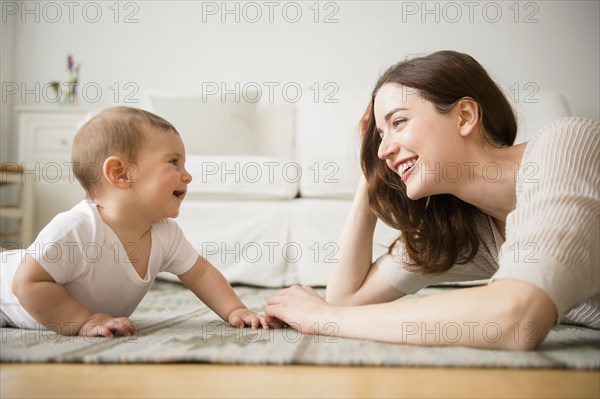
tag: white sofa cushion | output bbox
[253,102,296,158]
[145,93,299,199]
[185,154,299,199]
[146,93,259,155]
[298,156,361,199]
[295,99,368,198]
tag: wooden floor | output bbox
[1,364,598,398]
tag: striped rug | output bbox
[1,281,598,369]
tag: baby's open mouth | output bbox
[173,190,186,200]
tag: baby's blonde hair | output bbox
[72,106,178,198]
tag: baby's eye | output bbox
[169,158,179,166]
[393,118,407,128]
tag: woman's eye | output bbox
[393,118,406,128]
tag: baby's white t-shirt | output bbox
[0,200,199,329]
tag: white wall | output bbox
[2,0,599,159]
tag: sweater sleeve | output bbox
[491,117,600,322]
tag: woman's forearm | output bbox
[319,281,555,350]
[326,177,378,303]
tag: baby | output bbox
[1,106,273,337]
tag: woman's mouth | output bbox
[395,157,418,182]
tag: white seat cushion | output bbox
[170,200,292,287]
[289,198,400,286]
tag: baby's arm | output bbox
[12,255,136,337]
[178,256,268,329]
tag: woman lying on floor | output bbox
[265,50,599,350]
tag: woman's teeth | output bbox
[398,159,417,175]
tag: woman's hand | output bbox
[78,313,136,337]
[359,102,372,140]
[265,285,334,335]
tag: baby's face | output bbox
[127,128,192,220]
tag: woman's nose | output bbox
[377,133,399,160]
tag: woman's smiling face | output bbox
[374,83,464,200]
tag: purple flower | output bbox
[67,54,74,72]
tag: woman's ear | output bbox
[457,98,480,137]
[102,156,130,189]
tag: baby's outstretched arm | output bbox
[12,255,135,337]
[178,256,272,329]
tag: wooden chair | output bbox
[0,163,34,248]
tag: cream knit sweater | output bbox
[378,117,599,328]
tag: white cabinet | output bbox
[16,107,92,236]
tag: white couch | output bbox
[146,89,573,287]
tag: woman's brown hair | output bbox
[361,50,517,274]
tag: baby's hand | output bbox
[228,308,271,330]
[78,313,136,337]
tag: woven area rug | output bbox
[1,281,599,369]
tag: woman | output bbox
[265,50,599,350]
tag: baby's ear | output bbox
[102,156,130,188]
